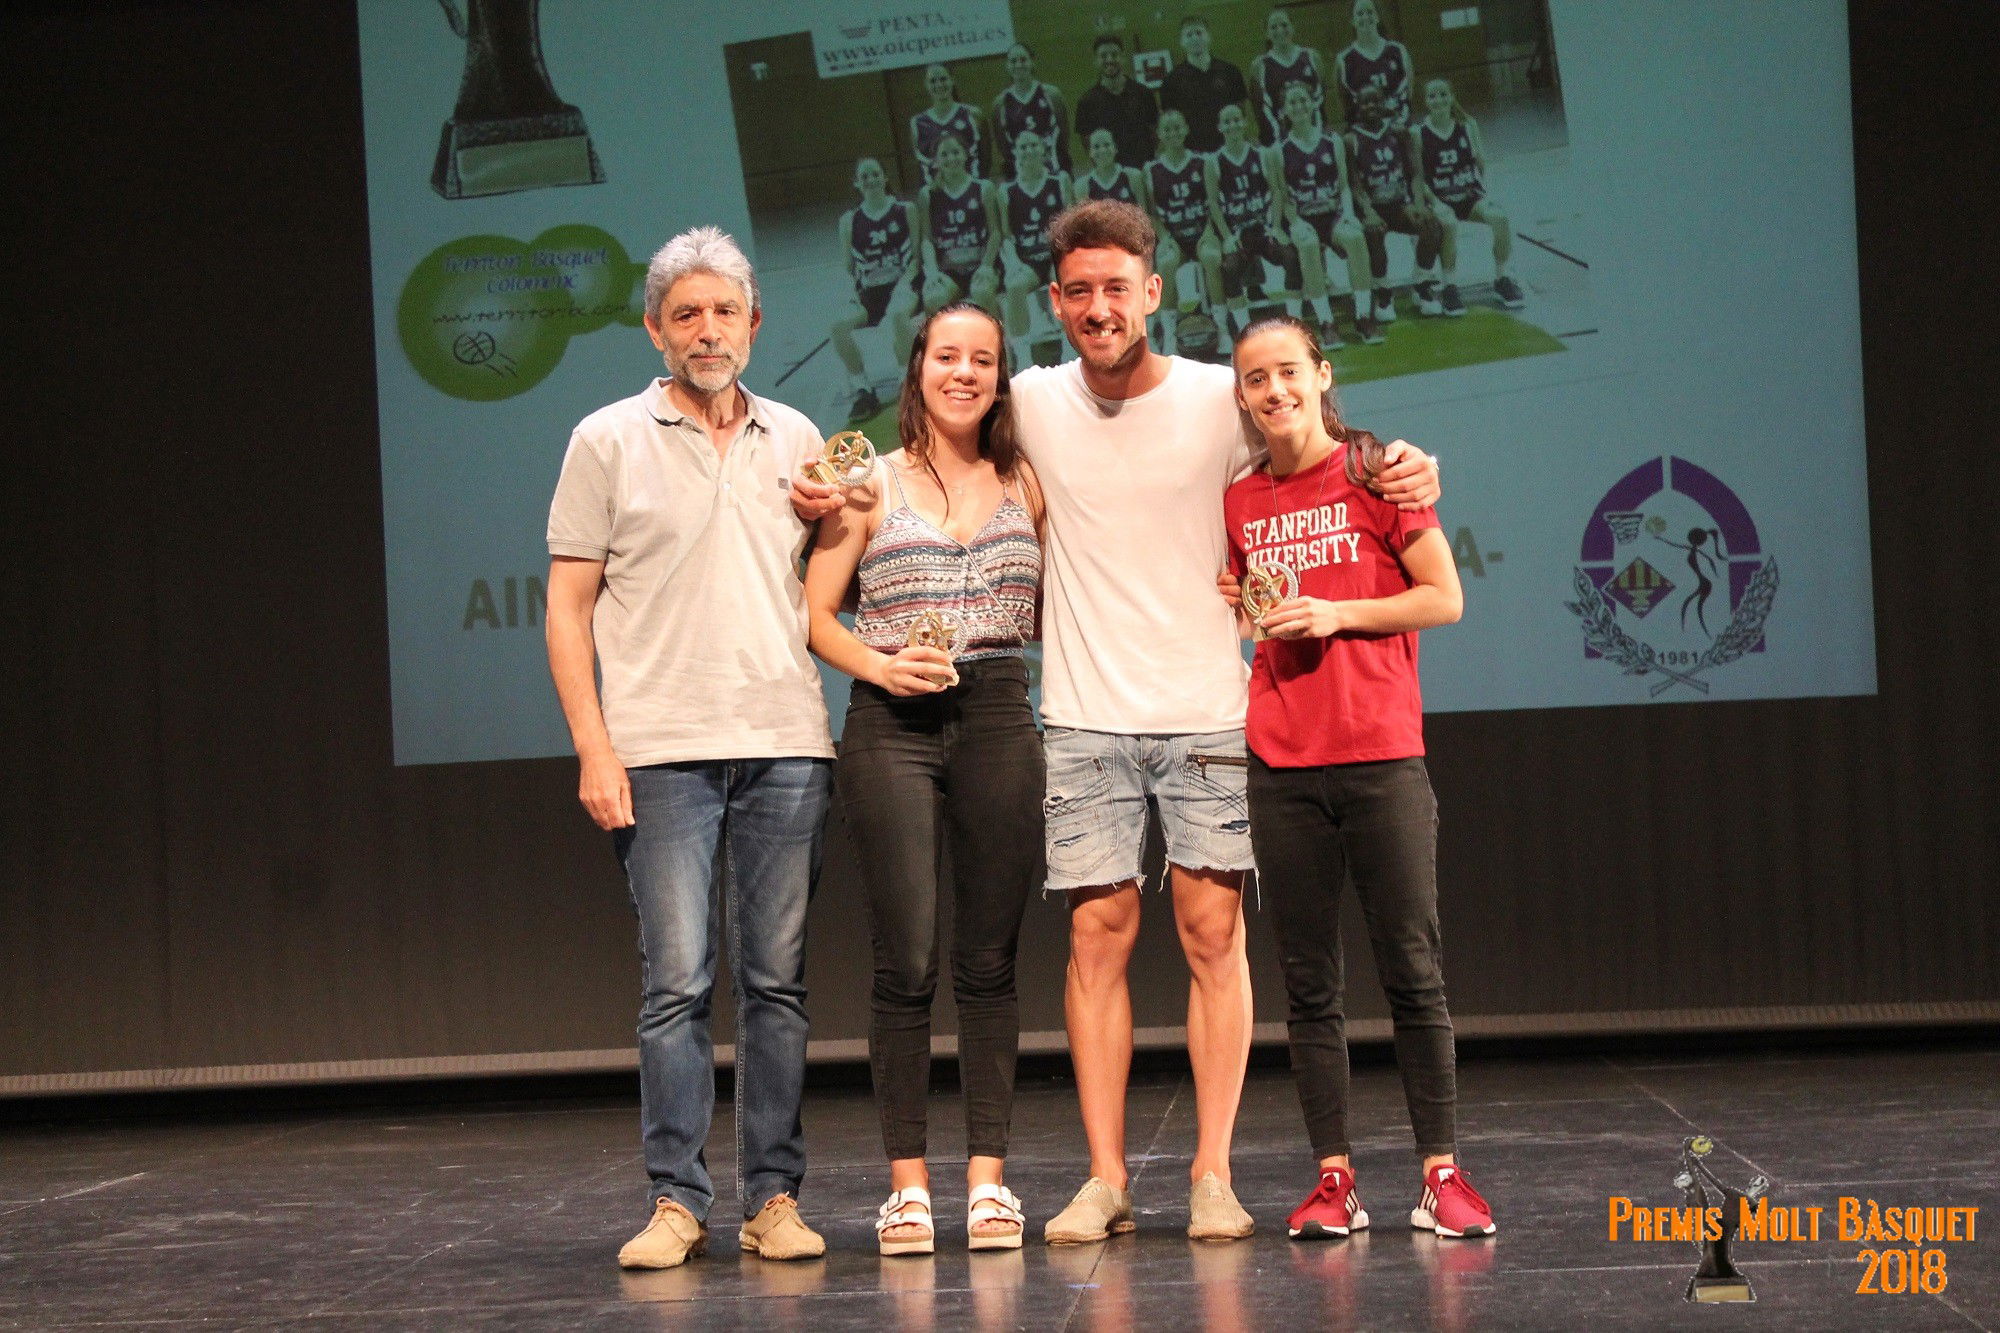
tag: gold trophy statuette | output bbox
[905,609,965,658]
[803,430,878,489]
[904,609,964,687]
[1241,561,1301,640]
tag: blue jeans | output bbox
[615,758,832,1220]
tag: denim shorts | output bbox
[1041,727,1256,892]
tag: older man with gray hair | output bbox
[545,226,834,1269]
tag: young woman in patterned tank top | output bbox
[803,303,1047,1256]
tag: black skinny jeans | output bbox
[1248,754,1457,1159]
[836,656,1044,1161]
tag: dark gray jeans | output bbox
[836,656,1043,1161]
[1247,754,1457,1159]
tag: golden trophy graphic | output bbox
[1240,561,1300,641]
[432,0,606,199]
[802,430,879,489]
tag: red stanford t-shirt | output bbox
[1225,447,1442,767]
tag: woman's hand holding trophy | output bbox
[1239,562,1301,641]
[876,609,964,695]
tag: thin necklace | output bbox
[917,452,982,495]
[1266,437,1336,533]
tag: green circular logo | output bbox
[397,225,643,401]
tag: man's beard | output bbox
[668,348,742,394]
[1073,324,1145,372]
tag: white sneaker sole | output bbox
[1410,1206,1496,1237]
[1289,1207,1369,1239]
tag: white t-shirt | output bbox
[547,378,834,766]
[1013,357,1257,734]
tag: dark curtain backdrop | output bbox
[3,0,1995,1093]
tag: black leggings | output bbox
[1248,754,1457,1159]
[836,656,1044,1160]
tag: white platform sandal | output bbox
[875,1186,935,1256]
[967,1183,1026,1251]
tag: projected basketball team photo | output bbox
[726,0,1586,441]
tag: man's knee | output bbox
[639,966,713,1025]
[1175,881,1246,971]
[1068,894,1141,977]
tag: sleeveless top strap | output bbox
[882,457,911,511]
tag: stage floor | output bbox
[3,1042,1997,1329]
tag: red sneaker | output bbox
[1287,1167,1370,1240]
[1411,1163,1496,1238]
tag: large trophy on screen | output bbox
[1240,561,1300,642]
[432,0,606,200]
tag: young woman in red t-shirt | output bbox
[1222,315,1495,1241]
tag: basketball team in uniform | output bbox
[828,1,1528,422]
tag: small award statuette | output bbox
[906,609,965,686]
[1240,561,1300,641]
[803,430,879,489]
[432,0,607,200]
[906,609,965,657]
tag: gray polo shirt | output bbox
[547,377,833,766]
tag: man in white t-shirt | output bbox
[794,201,1438,1242]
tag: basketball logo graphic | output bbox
[1567,457,1778,698]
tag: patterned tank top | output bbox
[853,461,1040,662]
